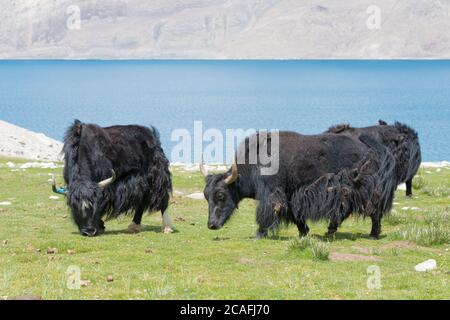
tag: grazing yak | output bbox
[327,120,421,197]
[52,120,173,237]
[201,131,397,239]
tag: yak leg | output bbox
[326,219,339,236]
[128,206,145,233]
[160,195,174,234]
[255,201,273,239]
[326,210,351,236]
[296,218,309,237]
[370,212,382,240]
[405,179,413,197]
[256,227,268,239]
[255,189,287,239]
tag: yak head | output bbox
[200,162,240,230]
[52,170,116,237]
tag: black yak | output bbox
[291,141,396,238]
[201,131,397,239]
[52,120,173,237]
[327,120,421,197]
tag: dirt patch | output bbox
[238,257,256,265]
[351,246,372,254]
[330,252,382,262]
[382,241,416,250]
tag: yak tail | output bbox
[147,129,173,211]
[393,122,422,183]
[62,120,83,184]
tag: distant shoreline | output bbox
[1,120,448,166]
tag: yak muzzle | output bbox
[80,227,98,237]
[208,223,222,230]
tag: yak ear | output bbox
[73,119,83,135]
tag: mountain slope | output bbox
[1,0,450,59]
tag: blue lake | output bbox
[0,60,449,161]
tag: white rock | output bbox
[421,161,450,168]
[0,201,12,206]
[20,162,60,169]
[414,259,437,272]
[185,192,205,200]
[397,183,406,190]
[401,207,410,210]
[6,162,15,168]
[49,196,59,200]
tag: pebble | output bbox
[80,280,90,287]
[46,247,58,254]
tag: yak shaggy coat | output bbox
[63,120,172,236]
[327,121,421,196]
[203,130,397,239]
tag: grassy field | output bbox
[0,157,449,300]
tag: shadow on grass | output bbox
[71,225,179,236]
[107,225,180,235]
[244,235,292,241]
[315,232,387,242]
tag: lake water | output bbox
[0,60,449,161]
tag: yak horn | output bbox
[224,162,238,185]
[98,169,116,188]
[199,163,209,177]
[51,174,67,195]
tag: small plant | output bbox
[288,236,330,261]
[384,210,408,226]
[288,237,310,251]
[390,248,400,256]
[423,186,449,197]
[393,222,449,246]
[310,240,330,261]
[412,175,426,190]
[371,248,382,256]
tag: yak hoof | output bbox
[162,226,174,234]
[325,229,337,237]
[127,222,142,234]
[369,235,380,240]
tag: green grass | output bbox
[289,236,330,261]
[0,157,449,299]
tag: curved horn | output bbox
[224,162,238,185]
[199,163,209,177]
[50,174,67,195]
[98,169,116,188]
